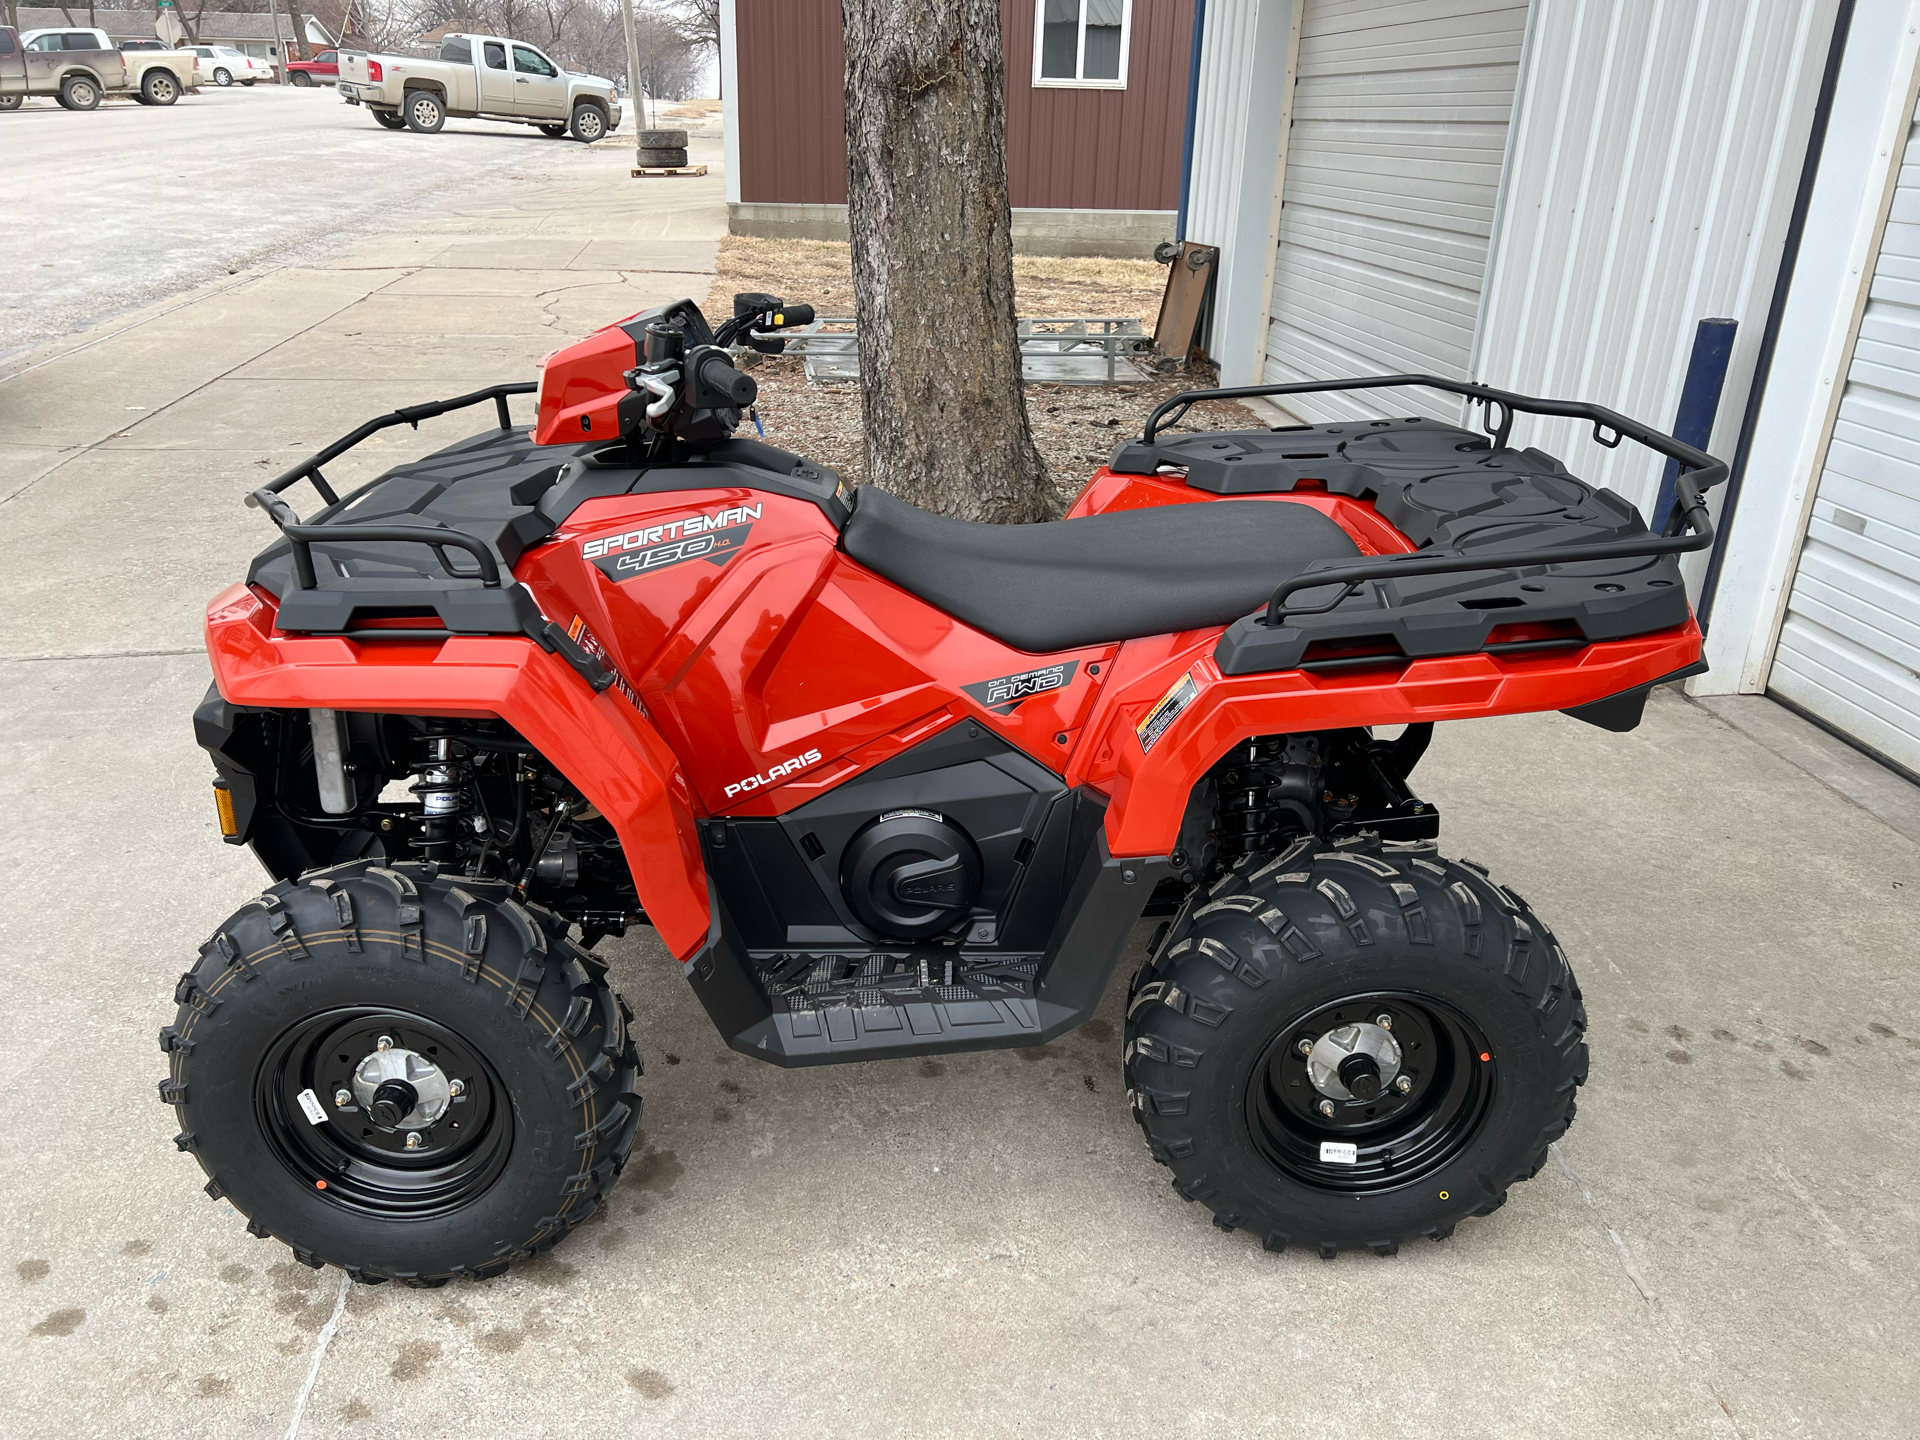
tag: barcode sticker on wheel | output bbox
[296,1088,328,1126]
[1319,1141,1357,1164]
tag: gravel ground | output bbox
[711,235,1261,510]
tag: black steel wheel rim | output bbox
[256,1007,512,1219]
[1244,990,1495,1193]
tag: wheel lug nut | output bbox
[333,1088,353,1108]
[405,1132,424,1149]
[1395,1075,1413,1094]
[1317,1099,1335,1118]
[376,1035,393,1052]
[448,1078,466,1098]
[1296,1037,1314,1057]
[1376,1014,1393,1030]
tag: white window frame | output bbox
[1031,0,1132,90]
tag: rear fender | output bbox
[204,584,710,959]
[1077,619,1705,857]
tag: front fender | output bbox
[204,584,711,959]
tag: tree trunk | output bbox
[286,1,311,60]
[842,0,1050,523]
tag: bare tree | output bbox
[841,0,1049,522]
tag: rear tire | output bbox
[1124,833,1587,1257]
[0,93,21,112]
[141,69,180,106]
[59,75,102,110]
[403,88,444,133]
[160,861,642,1283]
[569,102,606,143]
[214,67,233,87]
[241,79,256,87]
[371,108,405,130]
[633,145,688,169]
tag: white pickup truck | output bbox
[338,33,619,142]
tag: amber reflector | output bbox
[213,780,239,839]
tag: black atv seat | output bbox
[841,486,1361,653]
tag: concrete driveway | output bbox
[2,96,1916,1440]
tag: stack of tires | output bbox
[635,128,688,169]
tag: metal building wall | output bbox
[1183,0,1261,250]
[732,0,1190,211]
[1261,0,1530,422]
[1473,0,1838,528]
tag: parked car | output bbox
[188,43,270,87]
[284,47,340,86]
[1,25,194,109]
[338,32,618,142]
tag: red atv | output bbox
[164,295,1721,1282]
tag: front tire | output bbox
[214,67,233,87]
[403,88,444,133]
[1124,834,1587,1257]
[569,102,606,143]
[291,71,313,86]
[160,861,642,1283]
[141,70,180,106]
[538,122,568,138]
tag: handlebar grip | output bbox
[772,303,815,328]
[696,353,758,407]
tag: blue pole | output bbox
[1651,318,1737,535]
[1175,0,1207,243]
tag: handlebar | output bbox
[695,351,758,407]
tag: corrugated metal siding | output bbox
[1006,0,1194,211]
[1183,0,1260,249]
[735,0,848,205]
[1771,95,1920,776]
[1473,0,1834,525]
[733,0,1188,210]
[1261,0,1529,422]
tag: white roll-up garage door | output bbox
[1262,0,1529,423]
[1770,99,1920,780]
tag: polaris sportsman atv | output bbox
[164,295,1722,1281]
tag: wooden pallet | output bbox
[631,164,709,178]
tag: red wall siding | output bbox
[735,0,1190,211]
[735,0,849,205]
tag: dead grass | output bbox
[744,354,1259,513]
[707,235,1168,328]
[660,98,722,118]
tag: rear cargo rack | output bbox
[1139,374,1723,626]
[240,382,614,693]
[1124,375,1723,680]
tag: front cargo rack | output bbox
[240,381,614,693]
[1117,375,1725,681]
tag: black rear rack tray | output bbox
[1117,374,1724,676]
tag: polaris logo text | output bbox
[724,748,822,799]
[582,504,763,559]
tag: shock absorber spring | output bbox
[409,736,472,864]
[1211,734,1325,863]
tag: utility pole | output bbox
[620,0,646,142]
[265,0,287,81]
